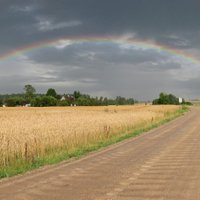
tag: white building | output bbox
[178,97,183,104]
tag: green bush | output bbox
[57,100,70,106]
[4,97,26,107]
[31,96,57,107]
[182,102,192,106]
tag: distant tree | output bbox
[168,94,179,105]
[75,96,89,106]
[24,84,36,100]
[0,99,3,106]
[103,97,108,106]
[153,92,179,105]
[4,98,16,107]
[31,96,57,107]
[73,90,81,99]
[99,96,104,103]
[46,88,57,98]
[56,94,61,100]
[127,98,135,105]
[41,96,57,106]
[4,96,26,107]
[31,97,41,107]
[152,98,159,105]
[116,96,126,105]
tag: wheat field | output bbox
[0,105,179,168]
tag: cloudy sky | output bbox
[1,0,200,100]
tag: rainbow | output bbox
[0,36,199,66]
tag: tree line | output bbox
[152,92,192,105]
[0,85,192,107]
[0,85,136,107]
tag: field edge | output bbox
[0,106,189,179]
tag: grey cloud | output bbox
[155,35,192,49]
[1,0,200,49]
[137,62,182,72]
[27,42,172,66]
[10,4,36,13]
[35,16,82,32]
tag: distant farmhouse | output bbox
[61,94,75,102]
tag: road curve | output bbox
[1,108,200,200]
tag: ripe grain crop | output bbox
[0,105,180,175]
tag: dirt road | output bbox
[0,108,200,200]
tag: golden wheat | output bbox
[0,105,179,167]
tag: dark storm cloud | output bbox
[0,0,200,99]
[1,0,200,48]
